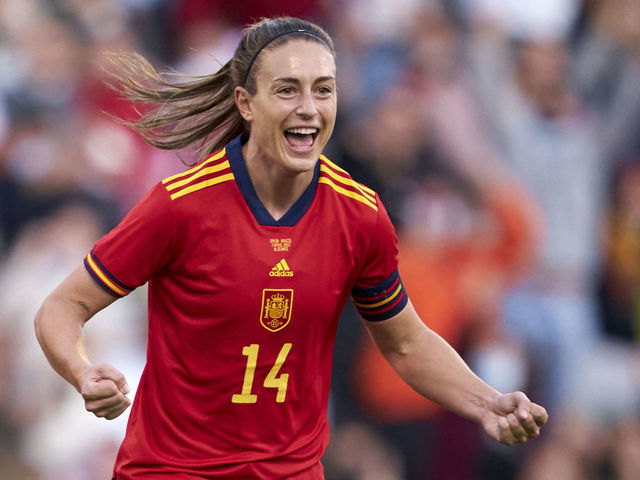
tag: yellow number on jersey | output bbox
[264,342,292,403]
[231,344,259,404]
[232,343,292,404]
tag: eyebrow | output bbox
[272,76,336,85]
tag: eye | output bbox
[316,86,333,97]
[276,86,296,96]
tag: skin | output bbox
[366,302,547,445]
[34,266,128,419]
[34,38,547,445]
[234,39,337,220]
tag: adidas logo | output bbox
[270,259,294,277]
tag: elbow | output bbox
[34,294,62,346]
[382,338,413,360]
[368,315,431,362]
[34,298,49,346]
[377,331,420,365]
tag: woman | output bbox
[34,16,547,480]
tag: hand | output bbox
[481,391,548,445]
[77,363,131,420]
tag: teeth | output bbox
[287,128,317,135]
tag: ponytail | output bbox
[103,52,245,162]
[103,17,334,162]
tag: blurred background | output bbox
[1,0,640,479]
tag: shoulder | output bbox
[160,148,235,203]
[317,154,381,220]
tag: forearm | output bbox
[34,294,92,391]
[364,303,500,424]
[383,324,499,422]
[35,266,130,419]
[34,266,116,391]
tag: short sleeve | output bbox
[84,183,176,297]
[352,197,408,321]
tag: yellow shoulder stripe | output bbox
[162,149,227,184]
[165,160,231,192]
[319,177,378,211]
[170,172,235,200]
[319,154,347,173]
[320,155,375,196]
[319,164,376,204]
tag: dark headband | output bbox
[242,29,331,87]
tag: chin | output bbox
[281,146,321,171]
[286,154,319,173]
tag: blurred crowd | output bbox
[1,0,640,479]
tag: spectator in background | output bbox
[573,0,640,162]
[327,83,434,225]
[470,28,608,417]
[456,0,580,41]
[0,0,182,250]
[598,160,640,342]
[466,5,640,478]
[326,0,428,111]
[517,159,640,480]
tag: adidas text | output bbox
[269,270,294,277]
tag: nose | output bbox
[296,90,318,118]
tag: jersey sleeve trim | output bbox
[352,269,408,321]
[84,249,134,297]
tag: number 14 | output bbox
[232,343,292,404]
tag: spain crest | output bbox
[260,289,294,332]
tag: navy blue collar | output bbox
[226,135,319,227]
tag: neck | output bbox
[242,143,315,221]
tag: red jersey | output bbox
[84,135,407,479]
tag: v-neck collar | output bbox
[226,135,319,227]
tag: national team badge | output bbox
[260,289,293,332]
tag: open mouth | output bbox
[284,127,319,152]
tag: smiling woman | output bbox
[234,39,337,218]
[34,15,547,480]
[103,17,335,164]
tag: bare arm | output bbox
[363,301,547,445]
[35,265,131,419]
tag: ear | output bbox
[234,86,254,122]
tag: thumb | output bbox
[95,363,130,395]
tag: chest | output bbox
[157,199,364,338]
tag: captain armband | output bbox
[352,269,408,321]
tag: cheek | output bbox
[322,100,337,123]
[321,107,337,133]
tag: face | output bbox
[517,42,568,118]
[235,39,337,175]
